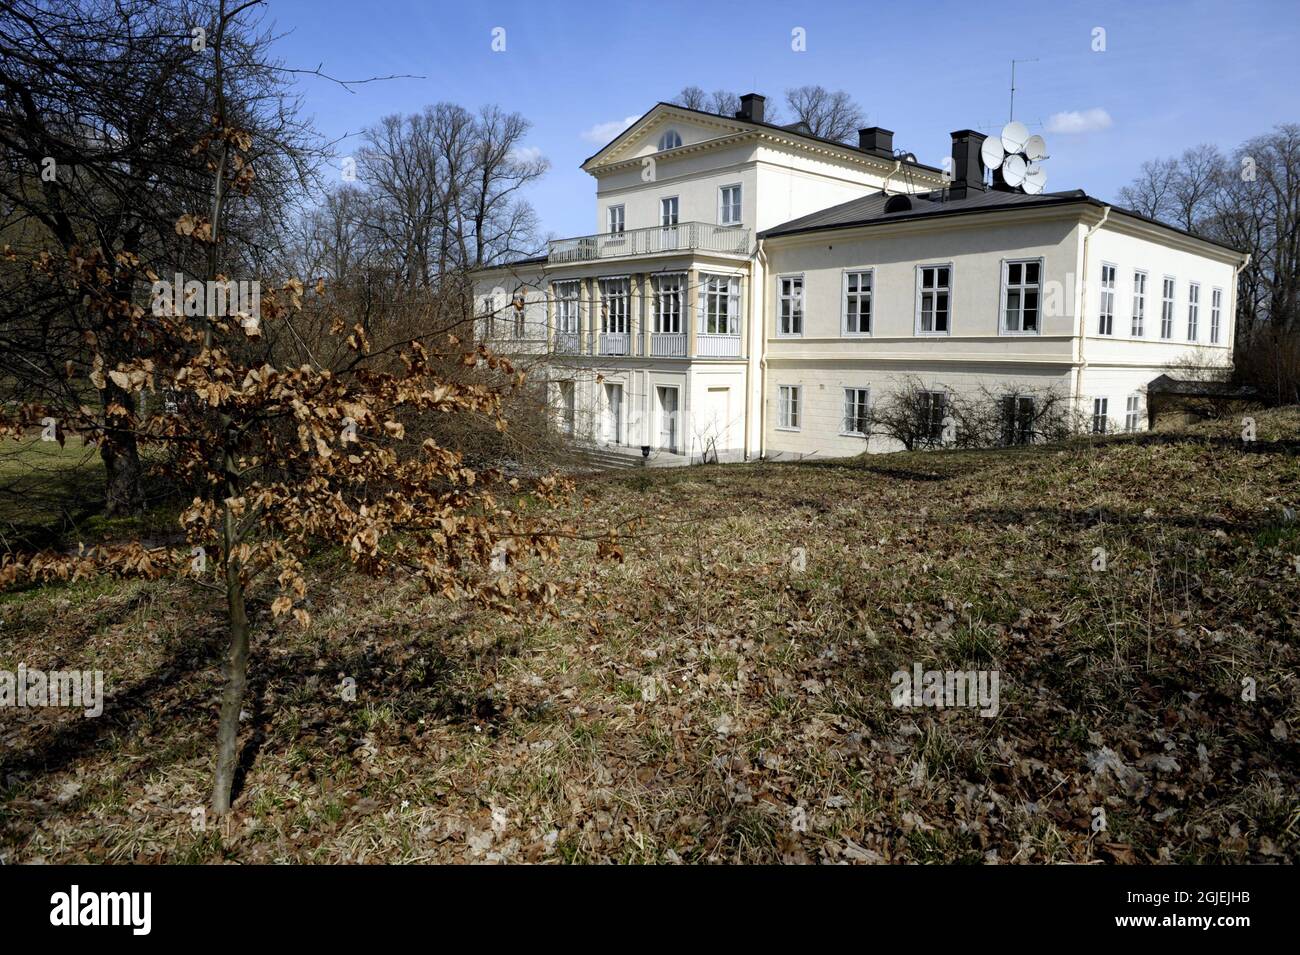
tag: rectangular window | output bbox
[843,270,873,335]
[1187,282,1200,340]
[843,387,870,435]
[700,273,740,334]
[511,292,527,337]
[1125,394,1141,432]
[1211,287,1223,344]
[1092,397,1109,435]
[480,295,495,339]
[719,184,742,226]
[778,276,804,336]
[1002,259,1041,333]
[1098,264,1116,335]
[607,205,625,234]
[778,385,801,429]
[1131,270,1147,337]
[652,274,683,334]
[555,281,581,334]
[660,196,679,227]
[917,265,951,334]
[920,391,948,445]
[1161,277,1175,339]
[599,278,629,333]
[1001,395,1036,446]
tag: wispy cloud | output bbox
[1046,108,1113,134]
[581,115,639,145]
[510,145,544,164]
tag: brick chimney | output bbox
[735,93,765,124]
[948,129,988,200]
[857,127,894,159]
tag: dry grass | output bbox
[2,410,1298,863]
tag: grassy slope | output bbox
[1,411,1297,863]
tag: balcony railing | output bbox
[599,331,630,356]
[548,222,750,264]
[554,331,581,354]
[695,333,741,358]
[650,333,687,358]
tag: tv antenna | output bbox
[1009,58,1038,122]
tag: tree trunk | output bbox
[212,497,250,814]
[100,432,143,516]
[99,381,144,516]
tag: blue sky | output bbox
[266,0,1297,240]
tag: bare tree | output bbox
[1118,157,1180,221]
[783,85,866,143]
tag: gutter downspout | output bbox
[881,159,902,196]
[1074,204,1110,409]
[756,237,770,460]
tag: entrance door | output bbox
[657,385,678,453]
[703,386,730,460]
[558,380,576,436]
[604,383,623,444]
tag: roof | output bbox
[759,186,1245,254]
[581,101,944,178]
[760,187,1086,238]
[1147,374,1256,398]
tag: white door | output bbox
[657,386,678,453]
[660,196,679,250]
[703,387,730,459]
[559,381,575,436]
[604,383,623,444]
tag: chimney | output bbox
[948,129,988,200]
[735,93,765,124]
[858,127,894,159]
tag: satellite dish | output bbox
[1022,163,1048,195]
[1002,153,1027,187]
[980,136,1005,171]
[1024,134,1047,161]
[1001,121,1030,154]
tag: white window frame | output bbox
[658,129,682,151]
[1124,394,1142,433]
[607,204,625,235]
[777,274,804,338]
[915,263,953,336]
[841,269,873,336]
[651,273,684,334]
[1210,287,1223,344]
[1160,276,1176,339]
[1131,270,1147,338]
[1092,397,1109,435]
[554,280,581,334]
[511,291,527,338]
[699,273,740,335]
[1187,282,1200,341]
[842,387,871,436]
[1000,257,1043,335]
[1098,262,1116,336]
[777,385,801,431]
[660,196,679,228]
[718,184,742,226]
[920,391,948,446]
[599,277,630,334]
[1001,394,1037,446]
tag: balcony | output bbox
[548,222,750,264]
[554,331,581,354]
[599,331,630,356]
[696,333,741,358]
[650,333,687,358]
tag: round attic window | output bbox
[657,129,682,151]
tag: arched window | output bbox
[657,129,682,151]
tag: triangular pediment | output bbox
[581,104,753,171]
